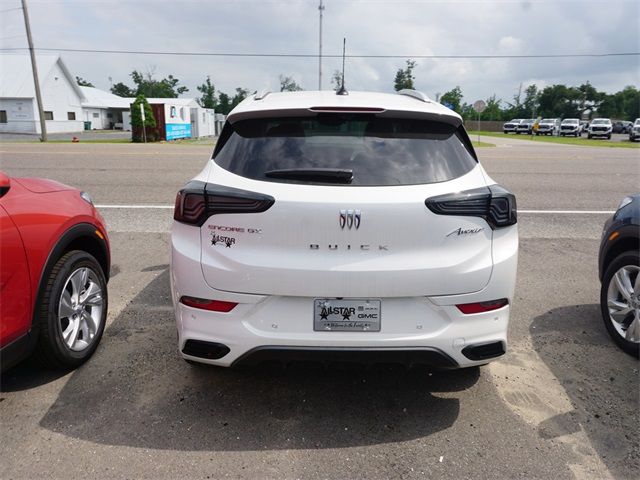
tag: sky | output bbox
[1,0,638,106]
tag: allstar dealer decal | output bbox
[210,233,236,248]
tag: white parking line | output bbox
[96,205,174,209]
[95,205,615,214]
[518,210,614,214]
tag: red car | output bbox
[0,171,110,371]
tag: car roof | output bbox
[227,90,463,127]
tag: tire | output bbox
[588,133,592,139]
[600,251,640,357]
[607,134,611,140]
[33,250,108,369]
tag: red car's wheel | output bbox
[34,250,108,369]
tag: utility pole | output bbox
[21,0,47,142]
[318,0,324,90]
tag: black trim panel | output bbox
[182,340,230,360]
[461,341,506,361]
[232,346,459,368]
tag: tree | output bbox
[482,95,503,121]
[331,69,343,92]
[217,92,232,115]
[504,83,525,118]
[523,84,540,117]
[393,60,416,91]
[231,88,249,110]
[440,86,463,113]
[111,82,135,97]
[130,70,188,98]
[197,76,217,109]
[279,75,303,92]
[110,69,188,99]
[598,86,639,120]
[577,81,603,118]
[130,95,156,143]
[538,84,581,118]
[76,76,94,87]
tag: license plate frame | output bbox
[313,298,381,332]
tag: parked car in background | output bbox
[0,171,110,371]
[612,121,633,134]
[503,119,523,134]
[629,118,640,142]
[516,119,534,134]
[588,118,612,139]
[560,118,583,137]
[171,89,518,369]
[599,194,639,357]
[536,118,560,136]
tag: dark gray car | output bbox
[598,194,640,357]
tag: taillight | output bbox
[180,296,238,312]
[425,185,517,229]
[173,180,275,226]
[456,298,509,314]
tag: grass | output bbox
[468,130,640,148]
[471,140,496,148]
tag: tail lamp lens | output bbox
[173,181,275,226]
[456,298,509,314]
[425,185,517,229]
[174,191,206,225]
[180,296,238,312]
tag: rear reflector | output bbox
[456,298,509,314]
[180,296,238,312]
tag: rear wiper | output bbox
[264,168,353,184]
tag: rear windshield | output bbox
[213,114,477,186]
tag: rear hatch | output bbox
[181,112,513,298]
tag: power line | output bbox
[0,46,637,59]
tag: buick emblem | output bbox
[339,209,361,230]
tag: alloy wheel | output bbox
[58,267,104,352]
[607,265,640,343]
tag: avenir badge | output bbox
[446,227,485,237]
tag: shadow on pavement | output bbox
[11,269,480,451]
[530,304,639,478]
[0,359,70,392]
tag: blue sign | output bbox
[166,123,192,140]
[443,102,454,110]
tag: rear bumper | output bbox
[172,294,511,368]
[170,218,518,369]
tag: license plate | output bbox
[313,299,381,332]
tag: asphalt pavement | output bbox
[0,137,638,479]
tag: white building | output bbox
[0,54,222,137]
[0,54,84,133]
[79,86,133,130]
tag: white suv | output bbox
[170,90,518,369]
[560,118,582,137]
[588,118,613,139]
